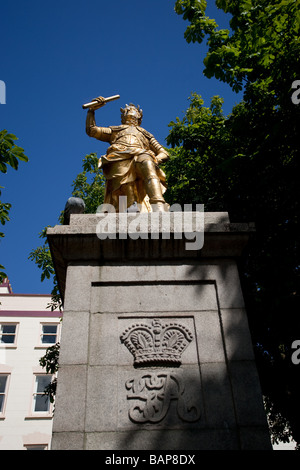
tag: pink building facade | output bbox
[0,279,62,450]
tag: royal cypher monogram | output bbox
[125,373,200,424]
[120,318,201,424]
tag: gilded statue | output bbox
[85,95,169,212]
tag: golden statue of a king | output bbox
[85,96,169,212]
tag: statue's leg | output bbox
[136,159,167,211]
[121,182,138,212]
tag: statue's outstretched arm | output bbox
[85,108,112,142]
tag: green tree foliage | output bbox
[165,0,300,446]
[29,153,105,311]
[165,93,229,210]
[70,152,105,214]
[28,226,61,310]
[165,94,300,441]
[0,130,28,280]
[39,342,60,404]
[175,0,300,93]
[31,153,105,398]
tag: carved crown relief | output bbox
[120,318,193,367]
[120,317,201,425]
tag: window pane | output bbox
[0,376,7,393]
[41,325,57,343]
[0,324,16,344]
[41,335,56,344]
[43,325,57,334]
[34,394,50,412]
[36,376,52,393]
[0,375,7,413]
[0,394,4,413]
[2,325,16,334]
[1,334,15,344]
[26,445,47,450]
[33,376,52,412]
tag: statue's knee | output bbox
[138,159,157,179]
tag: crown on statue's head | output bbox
[120,319,193,367]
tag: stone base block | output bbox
[47,212,271,450]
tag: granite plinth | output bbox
[47,212,271,450]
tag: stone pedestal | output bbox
[47,212,272,450]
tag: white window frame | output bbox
[0,373,10,418]
[38,322,59,347]
[30,374,54,418]
[0,323,19,347]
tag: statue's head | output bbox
[120,103,143,126]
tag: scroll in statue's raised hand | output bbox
[82,94,120,110]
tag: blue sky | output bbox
[1,1,240,294]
